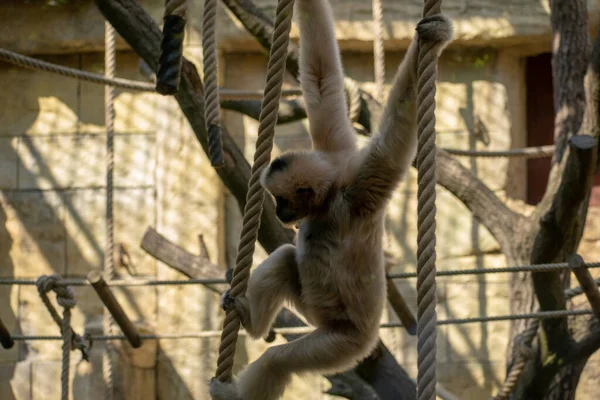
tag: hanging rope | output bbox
[492,320,538,400]
[103,21,117,400]
[157,0,187,94]
[36,275,81,400]
[213,0,295,383]
[202,0,225,167]
[371,0,385,103]
[415,1,444,399]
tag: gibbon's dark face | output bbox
[273,187,315,224]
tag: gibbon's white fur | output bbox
[210,1,453,399]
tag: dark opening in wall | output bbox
[525,53,600,206]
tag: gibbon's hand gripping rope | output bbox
[213,0,296,383]
[416,0,445,399]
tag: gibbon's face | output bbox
[260,153,325,225]
[272,187,315,224]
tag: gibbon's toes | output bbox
[220,289,235,311]
[209,378,240,400]
[416,13,453,44]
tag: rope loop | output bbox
[36,274,85,400]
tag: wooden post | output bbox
[0,316,14,349]
[87,271,142,348]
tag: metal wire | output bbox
[9,308,593,342]
[2,261,599,287]
[0,47,303,100]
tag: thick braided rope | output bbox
[36,275,77,400]
[157,0,187,94]
[202,0,225,167]
[214,0,295,382]
[371,0,385,103]
[103,22,116,400]
[416,1,443,399]
[0,48,155,91]
[493,320,539,399]
[344,78,362,123]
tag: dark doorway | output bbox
[525,53,600,206]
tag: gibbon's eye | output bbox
[296,187,314,195]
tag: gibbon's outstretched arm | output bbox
[296,0,356,153]
[345,15,453,215]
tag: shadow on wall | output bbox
[0,51,207,399]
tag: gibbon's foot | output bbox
[220,289,235,311]
[416,13,453,44]
[209,377,240,400]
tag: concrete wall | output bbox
[0,0,600,399]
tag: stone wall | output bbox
[0,50,224,399]
[1,1,600,399]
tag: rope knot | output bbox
[36,275,76,309]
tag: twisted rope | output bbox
[103,22,116,400]
[157,0,187,94]
[2,261,600,287]
[203,0,225,167]
[345,78,362,123]
[36,275,80,400]
[0,48,155,91]
[416,1,444,399]
[371,0,385,103]
[214,0,295,383]
[493,320,539,400]
[10,308,595,343]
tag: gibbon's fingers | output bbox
[241,244,301,339]
[296,0,356,153]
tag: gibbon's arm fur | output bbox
[209,2,453,399]
[297,0,356,153]
[345,15,453,216]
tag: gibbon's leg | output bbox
[222,244,300,339]
[235,328,373,400]
[345,14,453,215]
[296,0,356,153]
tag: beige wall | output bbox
[1,1,600,400]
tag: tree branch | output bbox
[549,0,590,162]
[220,99,307,124]
[435,150,525,257]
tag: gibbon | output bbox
[210,1,453,399]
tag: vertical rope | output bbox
[214,0,295,382]
[36,275,77,400]
[492,320,539,399]
[371,0,385,103]
[416,1,443,399]
[61,307,72,400]
[157,0,187,94]
[202,0,226,167]
[103,21,116,400]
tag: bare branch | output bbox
[436,150,525,257]
[549,0,590,161]
[221,99,307,124]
